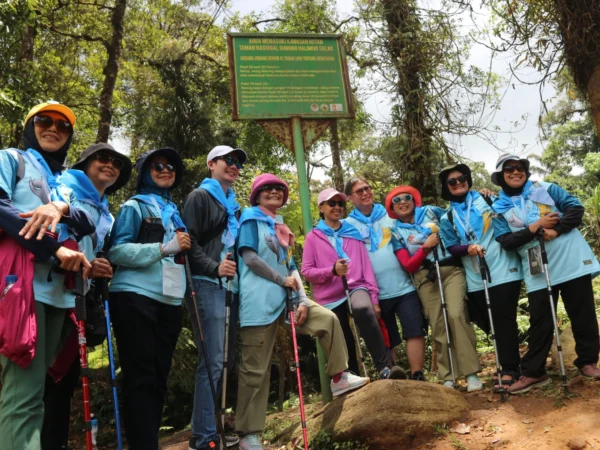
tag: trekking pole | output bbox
[537,228,569,394]
[478,254,506,402]
[286,270,310,450]
[183,256,228,449]
[220,253,234,430]
[74,270,93,450]
[432,246,457,387]
[341,269,368,378]
[97,252,123,450]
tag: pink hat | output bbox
[249,173,289,206]
[317,188,348,205]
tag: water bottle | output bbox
[91,414,99,450]
[1,275,17,300]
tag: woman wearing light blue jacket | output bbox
[107,147,191,450]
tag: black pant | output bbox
[521,275,600,378]
[467,280,521,373]
[110,292,182,450]
[41,358,80,450]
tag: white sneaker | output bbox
[239,434,264,450]
[443,380,456,389]
[331,371,370,397]
[466,374,483,392]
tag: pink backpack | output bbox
[0,232,37,368]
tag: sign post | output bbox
[228,33,355,403]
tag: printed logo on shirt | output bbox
[583,259,593,265]
[509,268,518,273]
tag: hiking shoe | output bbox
[443,380,456,388]
[507,375,551,395]
[410,370,427,381]
[389,365,407,379]
[466,374,483,392]
[331,371,369,397]
[239,434,264,450]
[226,433,240,447]
[188,438,219,450]
[580,364,600,379]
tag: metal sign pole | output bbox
[291,116,333,403]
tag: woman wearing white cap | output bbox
[491,154,600,394]
[302,187,404,380]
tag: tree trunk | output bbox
[11,22,36,147]
[96,0,127,143]
[588,65,600,140]
[329,120,345,192]
[381,0,437,200]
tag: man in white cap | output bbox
[182,146,247,450]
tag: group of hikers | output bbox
[0,101,599,450]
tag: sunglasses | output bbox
[259,184,286,193]
[94,153,124,170]
[214,155,243,169]
[447,174,468,186]
[33,115,73,134]
[324,200,346,208]
[352,185,372,196]
[151,162,175,172]
[392,194,413,204]
[503,164,526,174]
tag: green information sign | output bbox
[228,33,355,120]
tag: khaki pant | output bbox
[235,300,348,434]
[414,265,480,381]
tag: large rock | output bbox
[274,380,470,449]
[551,319,600,369]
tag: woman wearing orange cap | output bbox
[0,102,94,450]
[385,186,482,391]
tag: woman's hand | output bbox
[54,246,92,276]
[177,232,191,252]
[479,188,495,197]
[543,229,559,241]
[89,257,113,279]
[334,259,349,276]
[284,276,299,290]
[373,303,381,319]
[423,233,439,250]
[19,201,69,240]
[467,244,485,257]
[295,305,309,326]
[529,212,560,233]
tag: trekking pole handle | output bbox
[536,227,549,264]
[478,254,492,283]
[96,251,110,299]
[226,253,234,282]
[432,245,440,262]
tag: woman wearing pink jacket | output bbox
[302,188,404,379]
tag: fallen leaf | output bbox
[450,422,471,434]
[522,418,534,424]
[544,426,552,433]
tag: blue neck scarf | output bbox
[60,169,113,252]
[23,148,67,203]
[348,203,387,252]
[315,219,363,261]
[493,181,556,226]
[133,169,185,232]
[240,206,289,263]
[200,178,240,248]
[450,191,483,243]
[394,206,432,235]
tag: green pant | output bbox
[0,302,67,450]
[235,300,348,435]
[414,265,480,381]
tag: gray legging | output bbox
[332,289,388,373]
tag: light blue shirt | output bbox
[346,213,415,299]
[439,192,522,292]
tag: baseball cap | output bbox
[206,145,248,168]
[317,188,348,205]
[24,101,76,127]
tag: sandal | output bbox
[493,371,518,389]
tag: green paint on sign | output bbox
[228,33,354,120]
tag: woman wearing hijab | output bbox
[107,148,191,450]
[491,154,600,394]
[42,142,132,449]
[0,102,94,450]
[386,185,482,391]
[437,163,523,387]
[234,175,368,450]
[302,188,404,380]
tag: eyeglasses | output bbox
[33,115,72,134]
[503,164,526,174]
[352,185,372,196]
[324,200,346,208]
[392,194,413,204]
[151,162,175,172]
[447,174,468,186]
[259,184,286,193]
[94,153,124,170]
[214,156,243,169]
